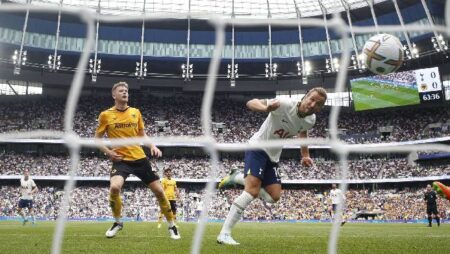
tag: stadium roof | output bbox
[8,0,388,19]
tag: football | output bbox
[362,33,404,75]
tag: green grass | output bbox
[1,221,450,253]
[351,80,420,111]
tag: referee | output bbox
[424,184,440,227]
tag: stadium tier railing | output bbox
[1,136,449,147]
[1,175,449,184]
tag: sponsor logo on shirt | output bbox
[114,122,137,129]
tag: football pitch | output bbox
[351,80,420,111]
[1,221,449,254]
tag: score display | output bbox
[351,67,444,111]
[415,67,444,103]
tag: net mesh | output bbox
[0,2,449,254]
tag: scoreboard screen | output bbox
[351,67,444,111]
[415,67,444,103]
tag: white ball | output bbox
[362,33,404,75]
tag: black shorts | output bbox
[18,199,33,209]
[427,206,438,215]
[332,204,338,212]
[111,158,159,185]
[169,200,177,214]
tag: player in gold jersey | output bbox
[157,168,179,228]
[95,82,180,239]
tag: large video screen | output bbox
[350,67,442,111]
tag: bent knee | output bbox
[244,188,260,198]
[271,195,281,202]
[153,190,165,200]
[244,183,262,198]
[109,185,121,194]
[149,185,165,200]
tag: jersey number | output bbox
[274,167,280,178]
[274,129,289,138]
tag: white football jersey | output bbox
[330,189,344,205]
[249,98,316,163]
[196,200,203,211]
[20,177,36,200]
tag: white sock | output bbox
[115,217,121,223]
[31,214,35,223]
[168,220,175,227]
[234,172,245,185]
[259,189,275,203]
[220,191,254,235]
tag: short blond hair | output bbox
[309,87,327,101]
[112,82,128,94]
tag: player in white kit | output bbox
[17,170,38,225]
[329,184,346,226]
[194,197,203,222]
[217,87,327,245]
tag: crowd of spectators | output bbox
[1,185,449,221]
[310,107,450,143]
[371,71,416,86]
[0,95,448,144]
[1,152,449,180]
[2,89,449,227]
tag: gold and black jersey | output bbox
[95,106,146,161]
[161,177,177,201]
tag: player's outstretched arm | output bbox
[299,130,314,167]
[246,99,280,113]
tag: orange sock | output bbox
[109,193,122,219]
[158,212,164,224]
[158,197,174,223]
